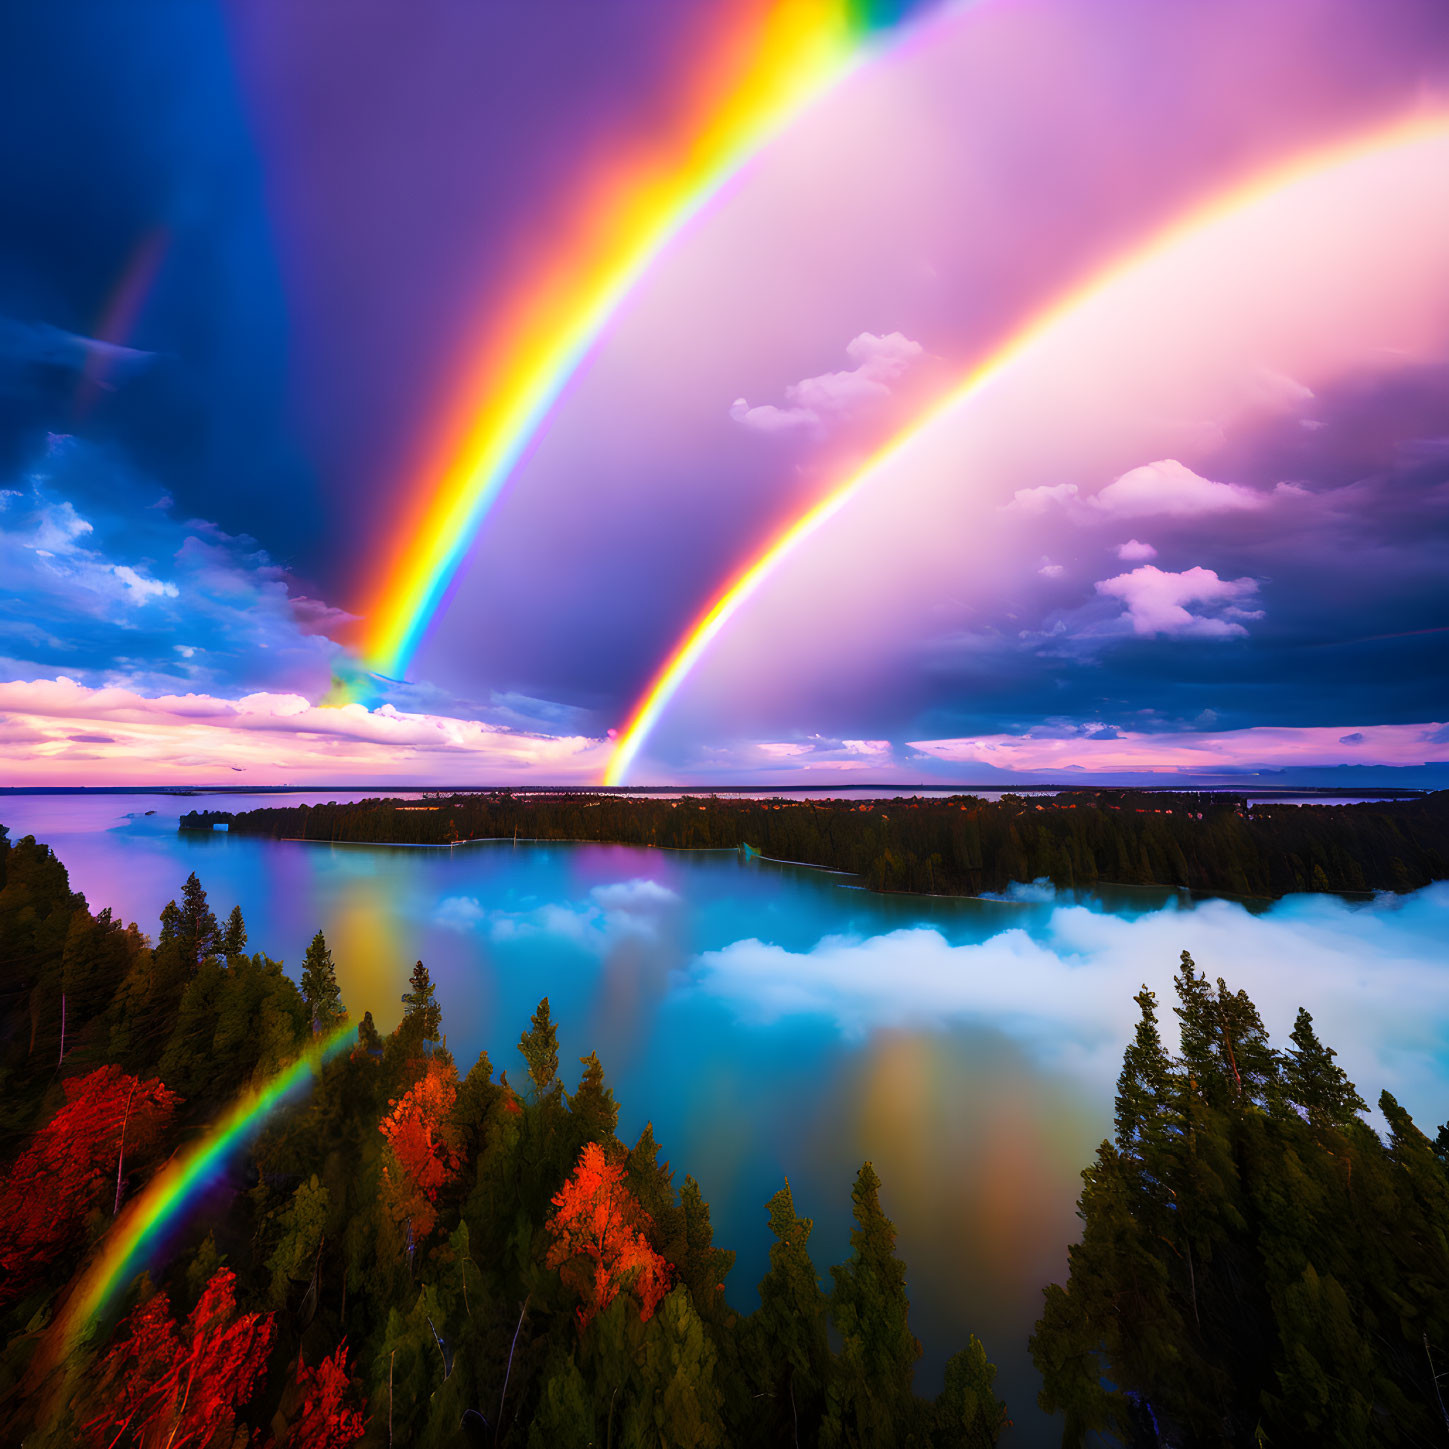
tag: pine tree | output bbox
[518,996,559,1096]
[178,871,221,968]
[679,1175,735,1309]
[749,1181,832,1444]
[1173,950,1221,1094]
[568,1050,618,1143]
[222,904,247,959]
[399,959,441,1048]
[1282,1008,1364,1127]
[823,1161,924,1447]
[357,1009,383,1056]
[300,929,345,1035]
[158,898,182,948]
[1212,977,1278,1105]
[1114,986,1171,1149]
[933,1337,1009,1448]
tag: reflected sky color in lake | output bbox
[4,791,1446,1444]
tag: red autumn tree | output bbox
[546,1141,672,1329]
[0,1064,180,1302]
[80,1268,274,1449]
[378,1057,464,1239]
[278,1340,367,1449]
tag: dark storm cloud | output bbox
[904,367,1449,742]
[0,5,319,562]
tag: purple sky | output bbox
[1,0,1447,785]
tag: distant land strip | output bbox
[180,789,1449,901]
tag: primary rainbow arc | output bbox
[363,1,940,682]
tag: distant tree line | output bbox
[182,789,1449,898]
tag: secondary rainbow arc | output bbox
[602,111,1449,786]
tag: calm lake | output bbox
[5,791,1447,1445]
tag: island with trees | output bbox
[183,789,1449,899]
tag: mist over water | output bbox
[5,791,1446,1445]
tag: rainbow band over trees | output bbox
[602,111,1449,785]
[53,1022,356,1356]
[362,0,936,682]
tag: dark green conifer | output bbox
[750,1180,832,1443]
[1114,986,1170,1148]
[221,904,247,959]
[178,871,221,968]
[823,1161,924,1447]
[1212,977,1278,1104]
[300,929,345,1035]
[400,959,441,1047]
[933,1337,1009,1448]
[680,1175,735,1308]
[1282,1007,1364,1127]
[517,996,559,1095]
[157,898,182,947]
[568,1051,618,1142]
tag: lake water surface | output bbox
[5,791,1447,1445]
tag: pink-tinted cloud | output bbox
[1006,461,1302,520]
[731,331,922,434]
[0,677,608,785]
[1095,564,1263,638]
[1093,459,1296,517]
[1115,539,1158,561]
[908,722,1449,773]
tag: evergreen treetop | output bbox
[221,905,247,960]
[518,996,560,1096]
[299,929,345,1036]
[399,959,441,1047]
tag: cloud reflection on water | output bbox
[690,883,1449,1124]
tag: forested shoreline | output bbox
[3,822,1448,1447]
[183,789,1449,899]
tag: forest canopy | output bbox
[3,821,1446,1446]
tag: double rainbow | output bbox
[363,0,935,682]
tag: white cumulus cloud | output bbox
[1095,564,1262,638]
[1005,462,1303,520]
[731,331,923,435]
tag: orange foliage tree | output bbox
[80,1268,274,1449]
[0,1065,180,1302]
[276,1340,367,1449]
[378,1057,464,1240]
[546,1141,672,1329]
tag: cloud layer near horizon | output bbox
[1,676,1443,784]
[0,677,607,784]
